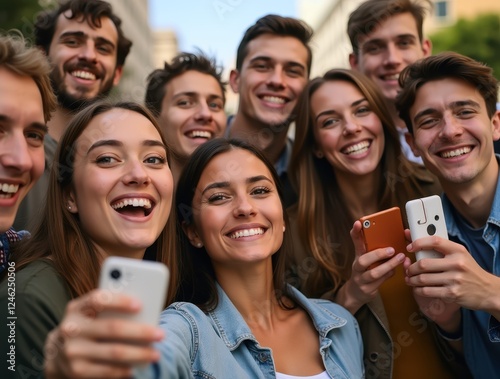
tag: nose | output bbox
[266,66,285,90]
[439,113,463,139]
[1,133,34,173]
[78,40,98,63]
[343,115,362,136]
[383,43,402,67]
[122,160,151,186]
[233,194,256,218]
[194,102,214,123]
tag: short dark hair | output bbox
[348,0,431,55]
[396,51,499,133]
[175,138,294,310]
[34,0,132,67]
[144,52,226,117]
[235,14,313,75]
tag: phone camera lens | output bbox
[363,220,371,229]
[110,269,121,280]
[427,224,436,236]
[434,215,440,221]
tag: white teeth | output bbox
[228,228,265,239]
[0,183,19,194]
[189,130,211,139]
[111,198,152,210]
[71,70,96,80]
[262,96,285,104]
[440,147,471,158]
[343,141,370,155]
[383,73,399,80]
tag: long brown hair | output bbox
[290,69,436,296]
[13,101,178,305]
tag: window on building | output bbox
[435,1,448,19]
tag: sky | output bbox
[149,0,298,72]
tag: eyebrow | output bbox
[172,92,223,100]
[315,98,367,123]
[249,56,306,71]
[86,139,166,155]
[0,115,48,134]
[201,175,273,195]
[59,31,116,50]
[362,33,417,47]
[413,100,481,124]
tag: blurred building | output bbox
[107,0,153,101]
[153,29,178,68]
[299,0,500,78]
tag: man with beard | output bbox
[14,0,132,230]
[226,14,313,207]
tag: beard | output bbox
[50,64,116,113]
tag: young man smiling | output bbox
[0,34,56,273]
[348,0,432,164]
[226,14,313,206]
[14,0,132,230]
[397,52,500,378]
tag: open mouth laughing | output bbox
[342,140,371,156]
[439,146,472,159]
[111,197,154,217]
[186,130,212,140]
[227,227,265,239]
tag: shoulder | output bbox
[0,260,71,309]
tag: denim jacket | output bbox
[442,163,500,378]
[142,284,364,379]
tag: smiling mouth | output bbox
[342,141,371,155]
[260,95,287,105]
[186,130,212,140]
[111,198,154,217]
[0,183,20,199]
[380,73,399,81]
[70,70,97,81]
[228,228,265,239]
[439,146,472,158]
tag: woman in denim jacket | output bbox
[44,139,364,379]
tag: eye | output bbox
[355,106,371,116]
[26,131,45,147]
[208,192,230,203]
[95,155,119,165]
[286,67,305,78]
[456,108,476,118]
[320,117,340,128]
[418,118,439,129]
[144,155,166,165]
[251,186,271,196]
[97,44,113,55]
[177,98,194,107]
[208,101,223,111]
[363,43,382,55]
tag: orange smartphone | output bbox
[359,207,407,268]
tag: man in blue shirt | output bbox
[396,52,500,378]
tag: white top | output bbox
[276,371,330,379]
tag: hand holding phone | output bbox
[359,207,407,268]
[98,257,169,325]
[406,195,447,260]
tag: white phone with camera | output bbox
[98,257,169,325]
[406,195,448,260]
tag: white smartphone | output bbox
[406,195,448,260]
[98,257,169,325]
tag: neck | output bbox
[47,106,76,142]
[442,156,499,228]
[229,112,289,165]
[335,168,380,219]
[215,258,282,325]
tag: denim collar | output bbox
[208,284,348,351]
[443,154,500,236]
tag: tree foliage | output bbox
[0,0,45,40]
[430,13,500,79]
